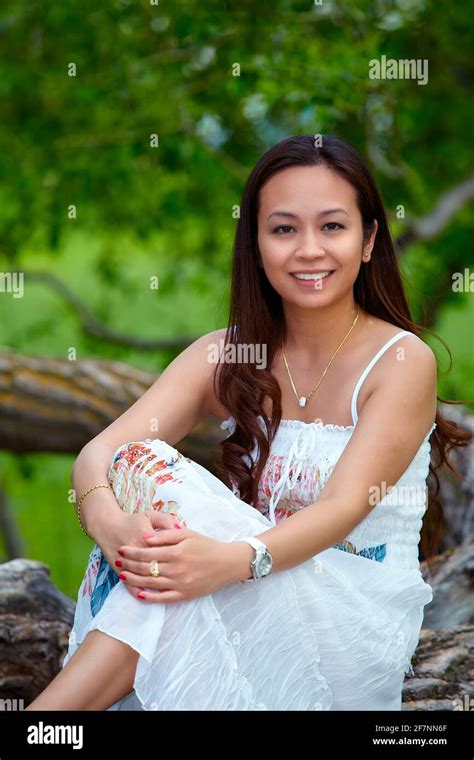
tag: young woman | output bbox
[26,134,469,711]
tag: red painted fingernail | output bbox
[117,549,124,556]
[119,573,127,580]
[137,592,146,599]
[174,523,183,529]
[114,559,122,567]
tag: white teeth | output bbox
[293,271,332,280]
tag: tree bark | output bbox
[0,349,224,471]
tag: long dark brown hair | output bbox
[213,134,471,571]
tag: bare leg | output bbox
[25,630,140,711]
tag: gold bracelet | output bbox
[75,483,113,540]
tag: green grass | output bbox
[0,451,92,600]
[425,292,474,412]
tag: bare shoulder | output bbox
[356,316,437,419]
[388,332,437,397]
[319,322,438,516]
[375,319,436,370]
[363,316,436,370]
[366,323,437,420]
[190,327,227,356]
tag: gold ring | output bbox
[149,560,160,578]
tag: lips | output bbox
[290,270,336,287]
[291,270,334,279]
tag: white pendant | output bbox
[298,396,307,407]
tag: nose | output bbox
[295,229,327,259]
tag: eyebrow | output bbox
[266,208,350,222]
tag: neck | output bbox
[281,297,363,360]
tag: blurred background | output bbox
[0,0,472,608]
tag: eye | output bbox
[272,225,295,234]
[322,222,344,231]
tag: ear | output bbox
[362,219,378,262]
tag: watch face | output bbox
[255,551,273,578]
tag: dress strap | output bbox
[350,331,417,425]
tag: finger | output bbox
[145,509,186,530]
[115,556,171,577]
[121,530,187,556]
[137,589,186,604]
[118,570,176,591]
[117,543,176,562]
[123,582,148,600]
[141,527,189,546]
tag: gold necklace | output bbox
[283,305,360,408]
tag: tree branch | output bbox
[21,271,196,351]
[395,175,474,250]
[0,350,224,470]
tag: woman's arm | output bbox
[71,442,128,540]
[73,328,224,543]
[236,337,438,579]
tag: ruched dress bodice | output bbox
[220,414,436,573]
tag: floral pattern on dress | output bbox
[152,497,179,513]
[81,443,188,616]
[90,550,120,617]
[81,544,102,600]
[254,453,323,521]
[252,452,386,564]
[112,442,152,468]
[80,544,120,618]
[108,442,185,514]
[111,442,183,477]
[332,538,387,563]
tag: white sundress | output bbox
[62,330,436,711]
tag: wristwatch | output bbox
[237,536,273,583]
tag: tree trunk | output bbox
[0,349,223,471]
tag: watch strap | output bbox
[237,536,269,583]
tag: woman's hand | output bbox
[114,525,254,604]
[97,509,185,601]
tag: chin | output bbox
[283,291,332,308]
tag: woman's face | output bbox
[256,164,377,306]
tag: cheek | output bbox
[331,232,363,264]
[259,239,290,272]
[340,248,364,283]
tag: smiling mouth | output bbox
[290,270,335,283]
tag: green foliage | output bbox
[1,1,472,266]
[0,450,90,600]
